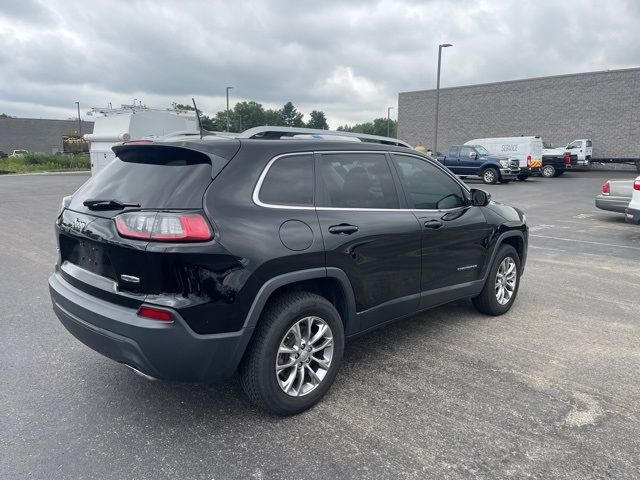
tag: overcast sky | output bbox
[1,0,638,128]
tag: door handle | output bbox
[328,224,359,235]
[424,219,443,229]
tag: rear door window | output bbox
[448,146,459,157]
[258,154,313,206]
[318,153,399,209]
[586,140,592,147]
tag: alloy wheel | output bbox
[495,256,517,305]
[275,316,334,397]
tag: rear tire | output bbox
[240,292,344,416]
[473,245,521,316]
[541,164,556,178]
[482,168,499,185]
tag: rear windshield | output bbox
[70,146,214,211]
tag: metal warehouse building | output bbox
[0,117,94,154]
[398,67,640,157]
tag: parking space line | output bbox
[530,234,640,251]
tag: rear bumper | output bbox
[49,269,252,382]
[595,195,630,214]
[625,207,640,224]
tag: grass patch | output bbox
[0,153,90,174]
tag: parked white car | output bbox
[595,179,634,213]
[10,149,29,157]
[625,176,640,224]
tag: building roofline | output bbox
[399,66,640,96]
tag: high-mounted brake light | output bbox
[602,181,611,195]
[115,212,212,242]
[137,306,173,322]
[634,180,640,191]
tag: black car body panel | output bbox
[49,138,528,381]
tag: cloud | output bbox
[0,0,638,128]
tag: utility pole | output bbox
[387,106,394,137]
[226,86,233,131]
[75,101,81,136]
[434,43,452,155]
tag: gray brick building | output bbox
[398,67,640,158]
[0,117,94,154]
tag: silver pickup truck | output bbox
[595,179,633,213]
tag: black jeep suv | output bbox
[49,131,528,415]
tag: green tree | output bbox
[233,101,266,130]
[345,118,397,138]
[306,110,329,130]
[279,101,304,127]
[264,108,283,126]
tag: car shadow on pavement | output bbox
[77,299,479,422]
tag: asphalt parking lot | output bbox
[1,170,639,479]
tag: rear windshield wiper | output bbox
[83,199,141,210]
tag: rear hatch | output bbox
[58,142,237,305]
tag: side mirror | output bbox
[470,188,491,207]
[469,151,477,159]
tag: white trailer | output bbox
[84,105,198,175]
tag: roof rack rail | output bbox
[236,126,413,148]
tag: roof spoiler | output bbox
[236,126,413,148]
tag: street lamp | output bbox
[433,43,452,155]
[74,101,81,136]
[226,86,233,132]
[387,106,394,137]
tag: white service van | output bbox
[565,139,592,165]
[464,136,543,180]
[85,105,198,175]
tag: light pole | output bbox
[226,86,233,131]
[387,106,394,137]
[74,101,81,136]
[434,43,452,155]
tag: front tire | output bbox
[541,164,556,178]
[473,244,521,316]
[240,292,345,416]
[482,168,499,184]
[517,174,529,181]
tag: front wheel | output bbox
[473,244,521,316]
[517,174,529,181]
[541,164,556,178]
[482,168,499,184]
[240,292,345,416]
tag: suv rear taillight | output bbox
[634,180,640,191]
[137,306,173,322]
[602,181,611,195]
[115,212,212,242]
[527,155,532,166]
[564,154,571,165]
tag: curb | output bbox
[0,170,90,177]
